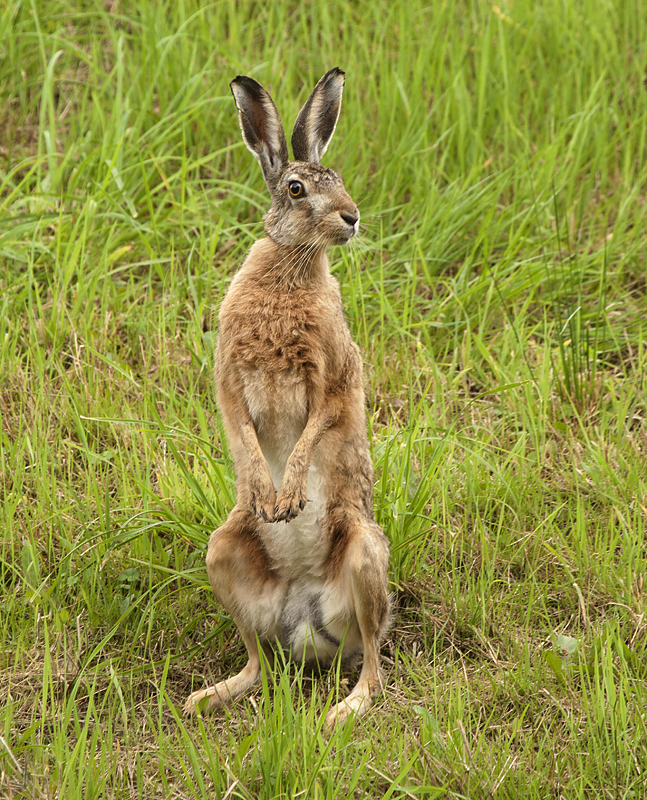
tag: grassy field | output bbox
[2,0,647,796]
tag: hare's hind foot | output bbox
[324,667,386,730]
[325,693,369,729]
[184,655,261,716]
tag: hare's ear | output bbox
[230,76,289,185]
[291,68,344,164]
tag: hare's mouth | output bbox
[333,231,356,246]
[334,218,359,245]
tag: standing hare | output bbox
[183,68,390,728]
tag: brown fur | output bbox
[183,69,390,728]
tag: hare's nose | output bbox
[340,209,359,227]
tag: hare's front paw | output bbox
[274,475,307,522]
[249,472,277,522]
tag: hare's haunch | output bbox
[183,68,390,728]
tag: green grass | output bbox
[2,0,647,796]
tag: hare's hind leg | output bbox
[184,508,283,716]
[325,513,390,729]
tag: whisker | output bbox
[286,234,326,300]
[266,242,310,296]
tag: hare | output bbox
[183,68,390,728]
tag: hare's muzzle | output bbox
[338,207,360,241]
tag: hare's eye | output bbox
[288,181,305,198]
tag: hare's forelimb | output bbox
[238,418,276,522]
[217,377,277,521]
[274,405,336,521]
[221,363,343,524]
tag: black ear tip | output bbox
[321,67,345,90]
[230,75,266,97]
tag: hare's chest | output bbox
[233,323,319,375]
[234,318,317,436]
[243,364,308,437]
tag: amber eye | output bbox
[288,181,305,198]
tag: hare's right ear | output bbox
[230,76,289,187]
[291,68,345,164]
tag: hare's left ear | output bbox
[230,76,289,187]
[291,68,345,164]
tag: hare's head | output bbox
[230,68,359,249]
